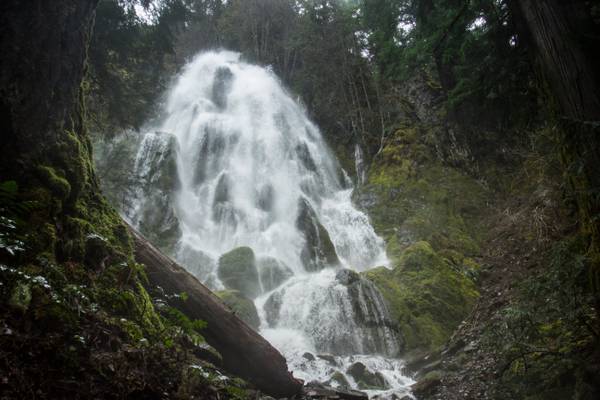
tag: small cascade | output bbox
[120,51,413,396]
[354,144,367,187]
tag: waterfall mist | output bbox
[123,51,413,395]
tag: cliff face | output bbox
[358,66,599,399]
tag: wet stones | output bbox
[346,362,389,390]
[264,289,284,327]
[217,247,261,299]
[335,269,360,285]
[327,371,351,389]
[296,197,340,272]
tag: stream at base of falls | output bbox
[121,51,415,398]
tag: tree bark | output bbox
[517,0,600,121]
[128,224,303,398]
[516,0,600,320]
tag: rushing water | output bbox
[123,51,414,397]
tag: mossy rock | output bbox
[346,362,388,390]
[363,241,478,353]
[216,290,260,330]
[411,370,442,398]
[356,122,488,264]
[326,371,350,388]
[217,247,261,299]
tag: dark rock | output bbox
[326,371,350,388]
[217,247,261,299]
[214,173,230,204]
[257,184,275,211]
[296,197,340,272]
[346,362,389,390]
[212,66,234,109]
[258,256,293,292]
[295,141,317,172]
[303,381,368,400]
[335,269,360,285]
[411,371,442,398]
[302,352,316,361]
[264,290,284,327]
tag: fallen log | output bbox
[128,224,303,398]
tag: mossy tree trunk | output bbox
[1,0,98,195]
[516,0,600,327]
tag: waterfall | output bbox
[125,51,413,395]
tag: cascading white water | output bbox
[127,51,414,396]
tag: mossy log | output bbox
[128,224,303,398]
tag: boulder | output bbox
[217,247,261,299]
[327,371,350,388]
[346,362,389,390]
[335,268,360,285]
[303,381,367,400]
[363,241,479,353]
[296,197,340,271]
[216,290,260,330]
[258,256,293,292]
[411,371,442,398]
[263,290,284,327]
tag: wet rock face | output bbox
[212,66,234,110]
[131,132,182,253]
[217,246,261,299]
[346,362,389,390]
[336,268,403,356]
[216,290,260,330]
[258,256,293,292]
[263,289,284,327]
[335,269,360,285]
[296,197,340,272]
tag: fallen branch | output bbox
[127,224,303,398]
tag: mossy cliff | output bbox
[356,73,487,353]
[0,2,251,398]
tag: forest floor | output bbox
[412,162,600,399]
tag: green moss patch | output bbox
[364,241,478,352]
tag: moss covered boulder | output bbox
[215,290,260,330]
[217,247,261,299]
[346,362,389,390]
[363,241,478,352]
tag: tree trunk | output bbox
[128,224,304,398]
[517,0,600,121]
[516,0,600,319]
